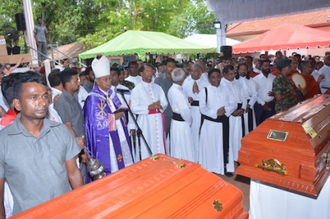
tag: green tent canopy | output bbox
[79,30,216,61]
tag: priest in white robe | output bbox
[168,68,194,161]
[131,64,168,160]
[182,64,210,163]
[83,56,134,183]
[199,69,236,176]
[236,63,257,135]
[221,65,246,163]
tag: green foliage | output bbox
[0,0,216,49]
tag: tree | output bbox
[167,0,216,38]
[0,0,216,49]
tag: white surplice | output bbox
[182,76,210,163]
[168,83,194,161]
[111,85,135,129]
[221,78,246,162]
[131,81,168,161]
[126,75,142,87]
[235,77,257,135]
[199,85,236,174]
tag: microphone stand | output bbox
[116,90,152,160]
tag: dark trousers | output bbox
[37,41,47,66]
[254,101,275,126]
[164,115,172,138]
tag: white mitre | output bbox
[91,55,110,79]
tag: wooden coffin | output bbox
[13,154,248,219]
[236,94,330,196]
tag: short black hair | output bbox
[207,68,220,78]
[48,69,61,87]
[157,63,165,67]
[164,58,176,65]
[12,71,47,101]
[260,60,271,66]
[139,63,155,74]
[79,71,87,77]
[244,56,253,62]
[2,73,19,104]
[223,65,235,74]
[60,68,79,88]
[37,17,42,21]
[110,66,120,76]
[128,61,138,68]
[85,66,93,75]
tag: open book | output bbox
[113,107,128,114]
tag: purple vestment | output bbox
[83,84,133,183]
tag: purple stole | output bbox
[83,84,133,183]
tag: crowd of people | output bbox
[0,50,329,217]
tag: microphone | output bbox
[115,88,130,93]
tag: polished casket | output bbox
[13,154,248,219]
[236,94,330,196]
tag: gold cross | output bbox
[117,154,123,162]
[97,99,107,120]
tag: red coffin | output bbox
[236,94,330,196]
[13,154,248,219]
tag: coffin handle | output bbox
[255,158,288,176]
[325,151,330,171]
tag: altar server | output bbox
[168,68,194,161]
[199,69,236,176]
[131,64,168,160]
[182,64,210,163]
[83,56,134,183]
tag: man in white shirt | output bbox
[48,69,63,102]
[125,61,142,86]
[236,63,257,134]
[168,68,193,161]
[319,56,330,94]
[131,64,168,160]
[182,64,210,163]
[253,60,276,126]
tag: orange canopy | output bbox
[233,23,330,53]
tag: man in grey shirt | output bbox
[55,68,85,140]
[0,72,83,217]
[55,68,88,181]
[33,17,48,66]
[154,58,176,138]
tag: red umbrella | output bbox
[232,23,330,53]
